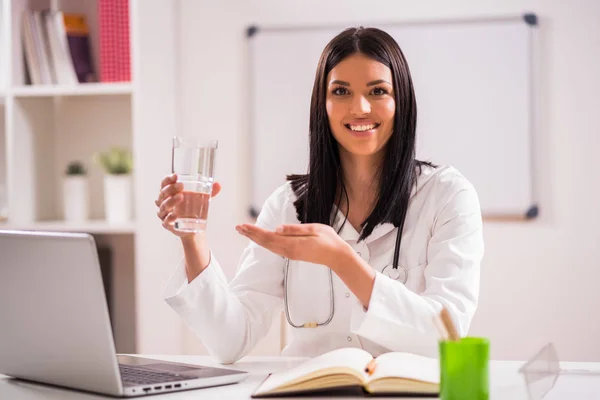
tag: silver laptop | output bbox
[0,229,248,397]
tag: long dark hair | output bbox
[287,26,434,241]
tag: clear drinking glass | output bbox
[171,137,218,233]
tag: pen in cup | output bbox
[437,307,490,400]
[434,307,460,341]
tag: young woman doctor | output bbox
[156,27,484,364]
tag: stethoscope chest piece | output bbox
[381,264,408,283]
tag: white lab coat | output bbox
[163,164,484,364]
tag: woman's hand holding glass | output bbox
[156,173,222,238]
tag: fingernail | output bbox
[275,226,283,233]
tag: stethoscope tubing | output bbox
[283,224,404,328]
[283,258,335,328]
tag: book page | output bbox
[255,348,372,394]
[368,352,439,384]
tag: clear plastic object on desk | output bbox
[519,342,600,399]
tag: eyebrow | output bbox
[367,79,392,86]
[330,80,350,86]
[329,79,392,86]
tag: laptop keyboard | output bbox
[119,364,199,386]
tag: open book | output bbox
[252,348,439,397]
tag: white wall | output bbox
[132,0,187,354]
[177,0,600,361]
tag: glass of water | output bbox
[171,137,218,233]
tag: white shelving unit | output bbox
[2,0,135,227]
[0,0,183,355]
[5,219,136,234]
[11,82,133,97]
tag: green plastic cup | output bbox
[439,337,490,400]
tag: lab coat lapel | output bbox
[331,207,396,243]
[331,207,359,242]
[365,176,422,243]
[365,223,396,243]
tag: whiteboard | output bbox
[248,15,538,219]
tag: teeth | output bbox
[349,124,376,132]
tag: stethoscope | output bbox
[283,217,407,329]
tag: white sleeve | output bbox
[163,184,289,364]
[350,178,483,355]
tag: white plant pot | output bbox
[63,176,89,222]
[104,174,132,223]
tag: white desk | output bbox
[1,356,599,399]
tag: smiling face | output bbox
[326,53,396,159]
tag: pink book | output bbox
[98,0,130,82]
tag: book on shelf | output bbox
[98,0,131,82]
[63,13,96,83]
[22,11,45,85]
[251,348,439,398]
[22,9,96,86]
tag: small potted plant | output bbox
[63,161,89,222]
[94,147,133,223]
